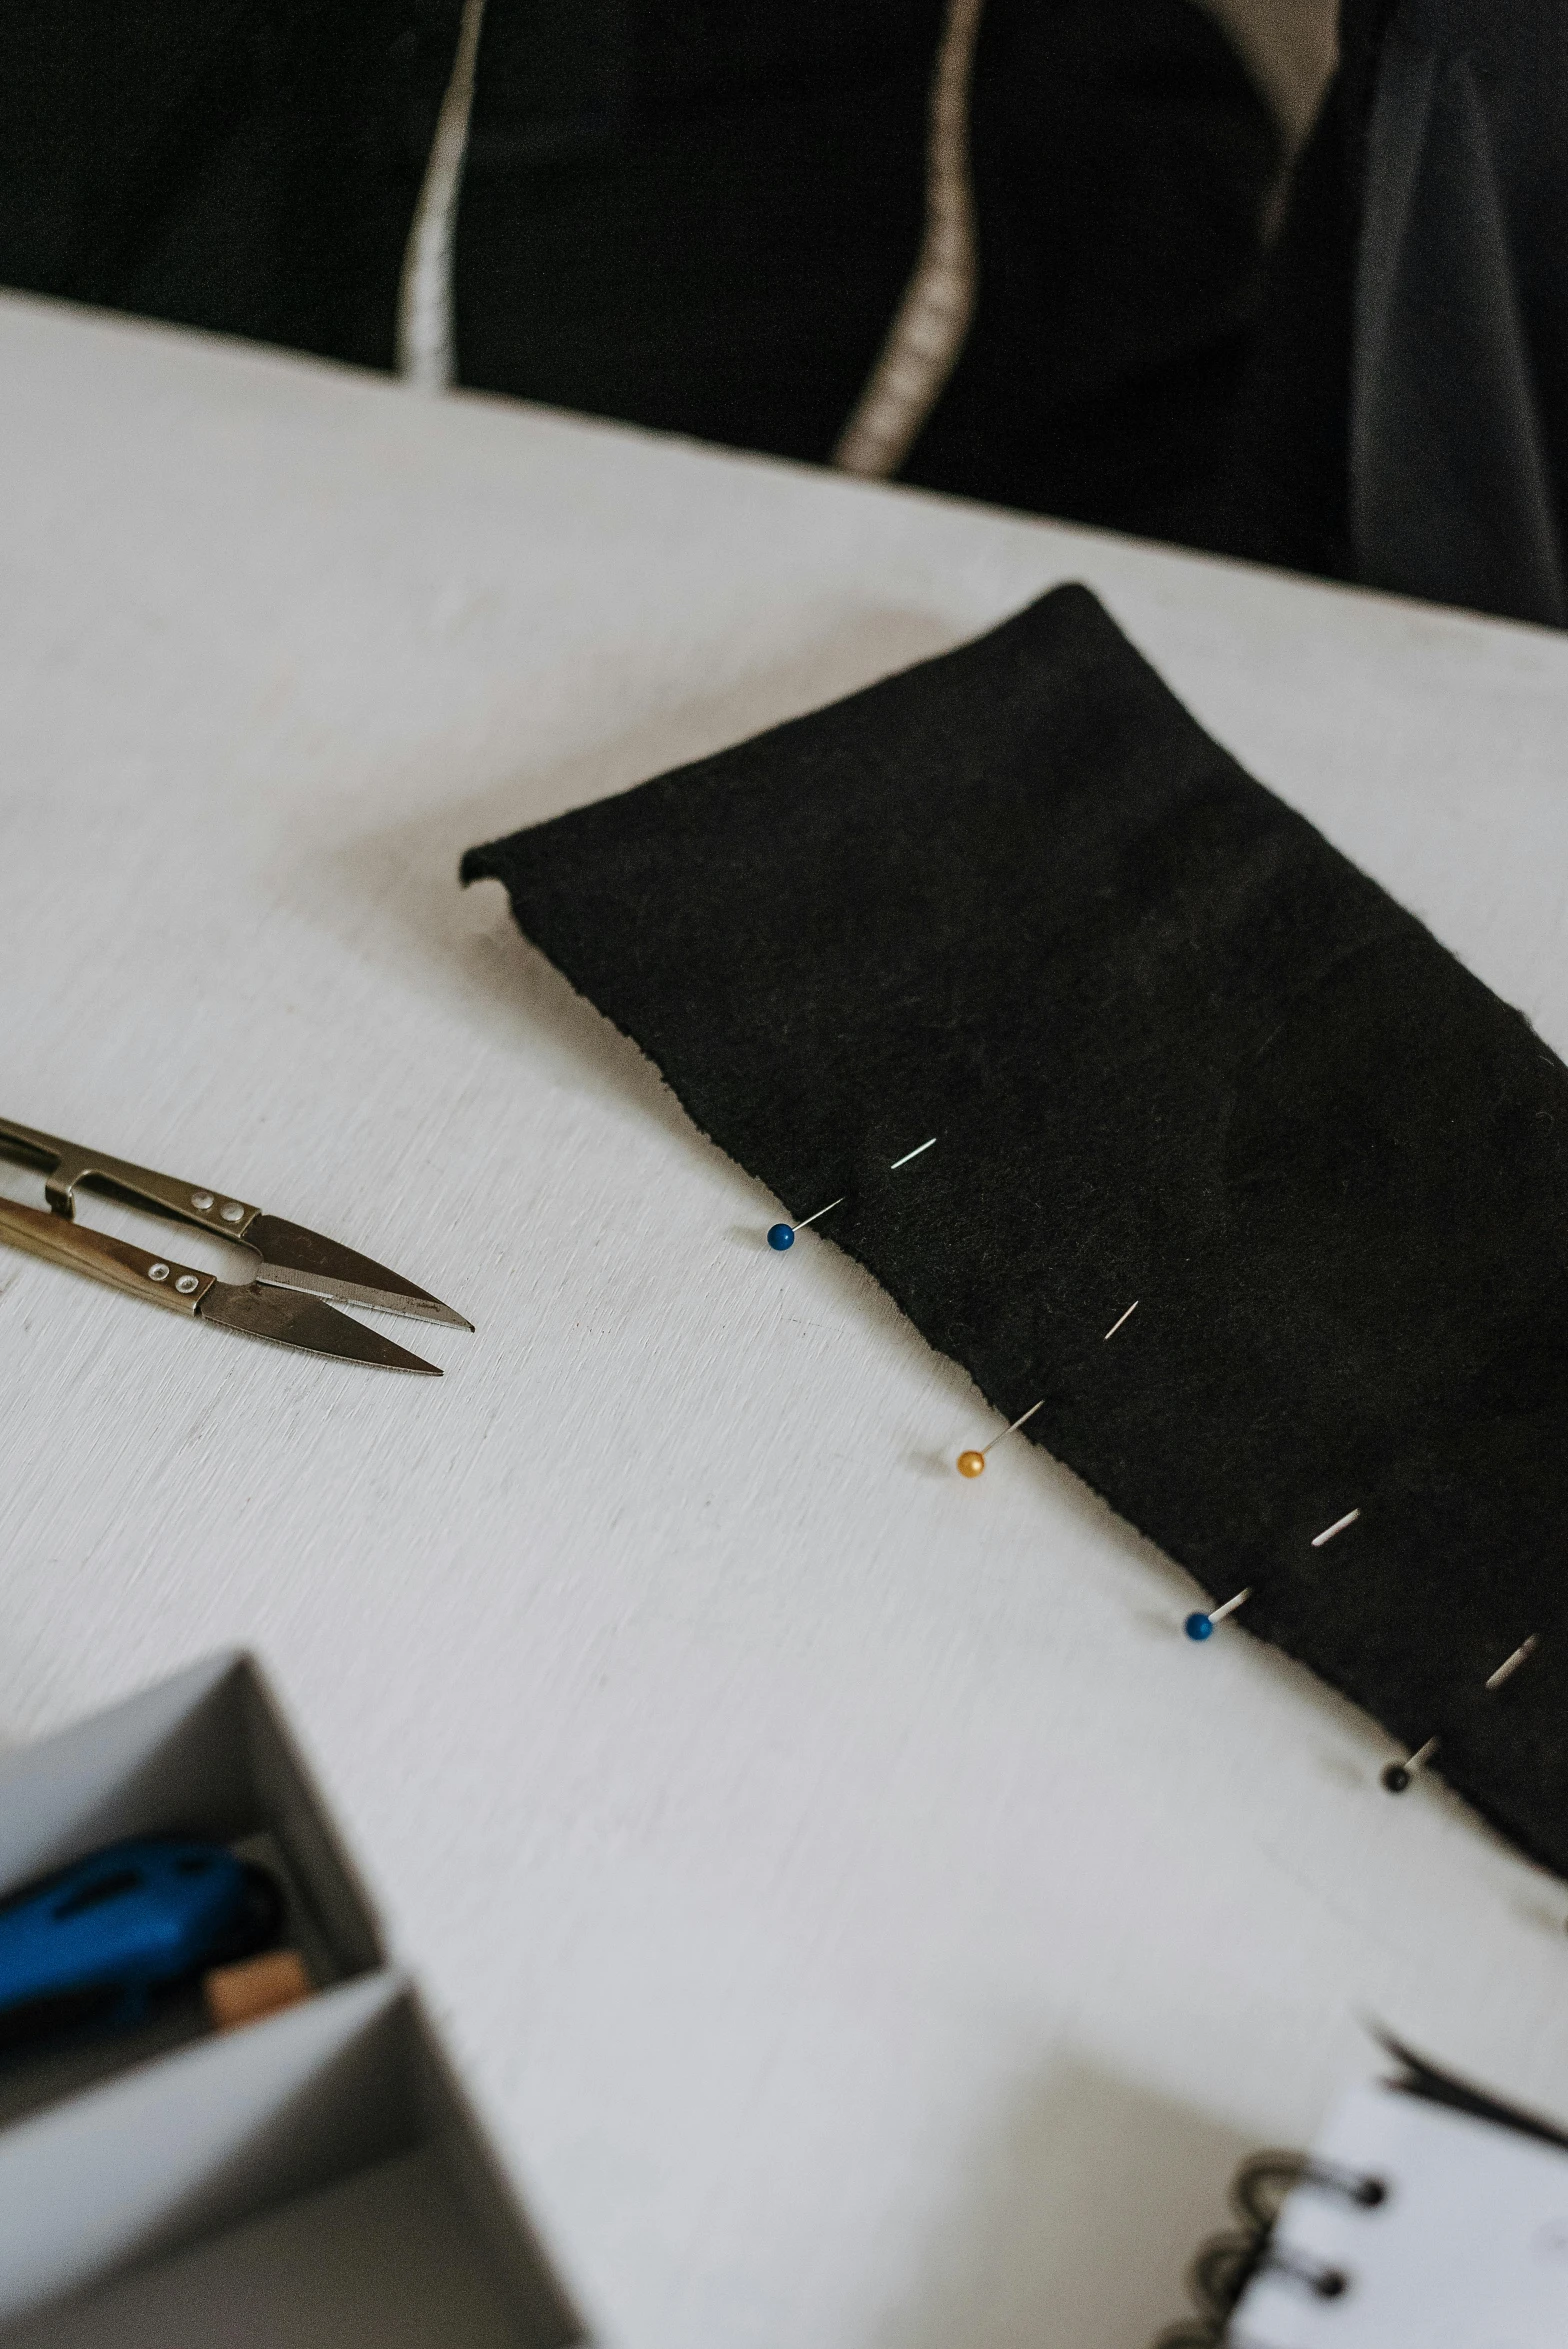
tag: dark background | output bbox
[0,1,1281,538]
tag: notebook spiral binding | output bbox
[1152,2150,1387,2346]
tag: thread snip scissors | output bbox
[0,1117,471,1376]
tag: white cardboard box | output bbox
[0,1657,582,2345]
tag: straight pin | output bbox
[1485,1633,1540,1692]
[1188,1493,1364,1649]
[1384,1634,1539,1794]
[888,1137,937,1172]
[1103,1300,1139,1342]
[767,1195,844,1249]
[767,1137,937,1251]
[956,1398,1044,1479]
[1382,1736,1438,1795]
[1185,1587,1252,1641]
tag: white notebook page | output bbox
[1230,2077,1568,2349]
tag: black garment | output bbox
[0,3,455,370]
[0,3,1281,543]
[464,584,1568,1885]
[905,0,1280,534]
[455,0,1281,531]
[1217,0,1568,629]
[453,2,946,466]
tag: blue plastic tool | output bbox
[0,1836,282,2048]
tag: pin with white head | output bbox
[1382,1634,1539,1794]
[767,1136,936,1250]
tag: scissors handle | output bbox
[0,1198,215,1314]
[0,1118,259,1239]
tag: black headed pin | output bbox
[1382,1634,1540,1794]
[1381,1737,1440,1796]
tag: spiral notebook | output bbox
[1229,2044,1568,2347]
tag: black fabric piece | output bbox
[1211,0,1568,629]
[463,585,1568,1882]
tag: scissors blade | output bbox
[243,1215,473,1330]
[199,1280,442,1375]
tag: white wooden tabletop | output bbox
[3,293,1568,2349]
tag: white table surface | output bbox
[3,292,1568,2349]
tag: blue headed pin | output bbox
[767,1137,936,1251]
[1184,1588,1251,1641]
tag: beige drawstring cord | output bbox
[833,0,988,479]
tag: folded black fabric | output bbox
[463,585,1568,1879]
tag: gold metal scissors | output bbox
[0,1117,471,1375]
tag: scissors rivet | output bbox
[191,1191,214,1211]
[148,1262,171,1282]
[175,1273,200,1294]
[220,1202,244,1223]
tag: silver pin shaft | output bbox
[1311,1508,1361,1548]
[984,1398,1044,1455]
[776,1135,935,1244]
[1486,1634,1539,1692]
[791,1196,845,1233]
[1103,1300,1139,1342]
